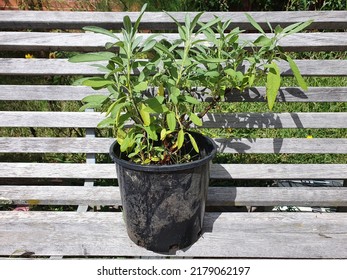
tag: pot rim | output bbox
[109,132,217,172]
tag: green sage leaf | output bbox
[142,39,157,52]
[144,124,158,141]
[144,96,168,113]
[133,81,148,92]
[177,129,184,149]
[254,35,273,47]
[187,132,199,153]
[160,128,167,141]
[68,52,115,62]
[81,94,108,104]
[189,112,203,127]
[283,20,313,36]
[83,26,117,38]
[123,15,132,35]
[265,62,281,111]
[182,95,199,105]
[97,117,114,128]
[245,13,265,34]
[286,55,308,91]
[140,103,151,126]
[167,112,177,131]
[82,78,114,88]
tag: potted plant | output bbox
[69,4,311,252]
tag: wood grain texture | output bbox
[213,138,347,154]
[0,85,101,101]
[0,162,346,180]
[2,85,347,102]
[1,137,347,154]
[1,32,346,52]
[0,211,346,258]
[225,87,347,102]
[0,10,346,31]
[1,185,346,207]
[0,58,346,76]
[201,112,347,129]
[1,111,346,128]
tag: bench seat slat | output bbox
[0,162,346,180]
[1,185,346,207]
[1,10,346,31]
[1,58,346,76]
[1,137,347,154]
[0,211,346,258]
[1,32,346,52]
[2,85,347,102]
[1,111,346,128]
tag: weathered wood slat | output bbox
[0,10,346,31]
[0,162,346,180]
[1,185,346,207]
[1,111,346,128]
[0,212,346,258]
[214,138,347,154]
[1,32,346,52]
[207,186,347,207]
[0,85,98,101]
[2,85,347,102]
[0,111,105,128]
[202,112,347,129]
[225,87,347,102]
[1,137,347,154]
[1,58,346,76]
[0,137,114,153]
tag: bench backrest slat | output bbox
[1,32,347,52]
[1,10,347,30]
[1,111,346,128]
[1,85,347,102]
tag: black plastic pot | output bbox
[109,132,217,252]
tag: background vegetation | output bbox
[2,0,346,11]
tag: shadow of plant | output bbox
[224,87,309,102]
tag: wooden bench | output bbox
[0,10,346,258]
